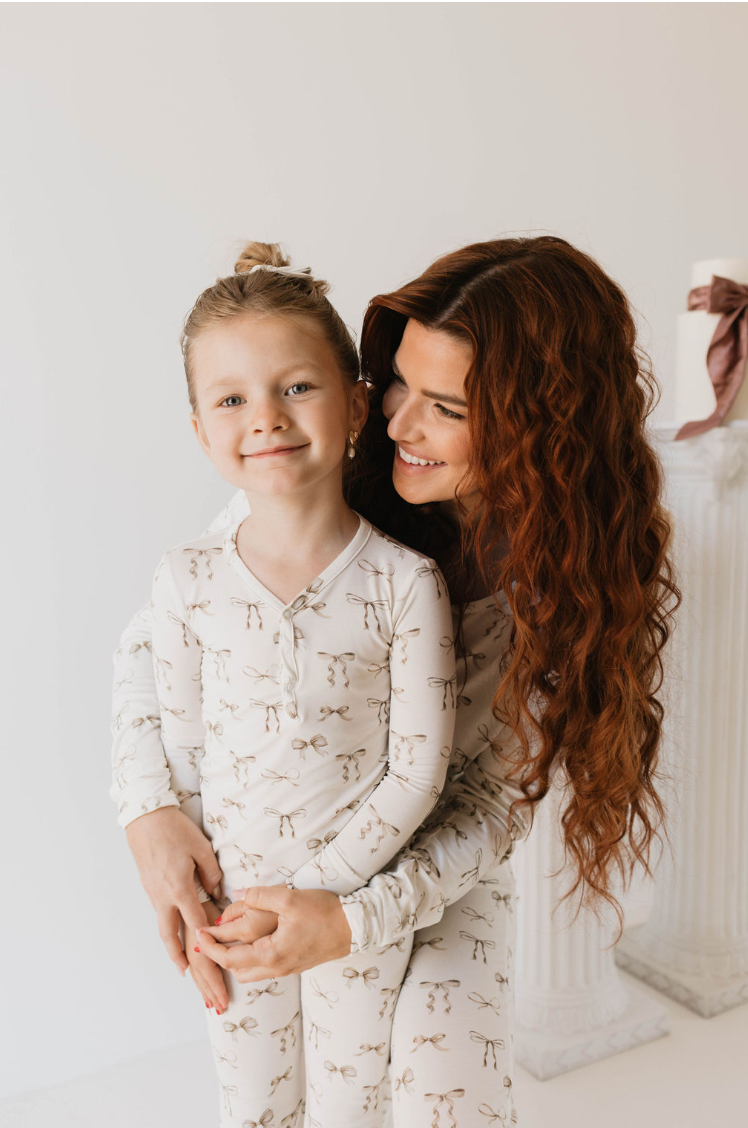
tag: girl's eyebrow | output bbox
[391,355,468,409]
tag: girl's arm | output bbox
[289,558,456,896]
[337,704,543,951]
[110,489,248,829]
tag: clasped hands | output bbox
[126,807,352,1015]
[186,884,354,1006]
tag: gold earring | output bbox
[347,430,359,459]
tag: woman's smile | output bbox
[395,443,447,471]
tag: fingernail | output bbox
[213,885,222,898]
[194,946,200,953]
[205,1000,210,1008]
[215,917,223,925]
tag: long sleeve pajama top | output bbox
[142,508,456,899]
[111,490,539,948]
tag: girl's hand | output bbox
[196,886,352,984]
[183,898,230,1013]
[202,894,279,945]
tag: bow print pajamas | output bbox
[112,490,540,1128]
[145,511,456,1126]
[339,592,536,1128]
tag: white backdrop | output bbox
[1,0,745,1101]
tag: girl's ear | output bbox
[350,380,370,433]
[191,412,211,456]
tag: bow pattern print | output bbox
[424,1089,465,1128]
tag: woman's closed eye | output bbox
[389,372,465,421]
[435,402,465,421]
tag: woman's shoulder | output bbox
[363,521,444,578]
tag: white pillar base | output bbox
[513,765,671,1081]
[615,924,748,1018]
[515,981,669,1080]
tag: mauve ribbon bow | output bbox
[675,274,748,440]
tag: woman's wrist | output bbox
[335,895,353,953]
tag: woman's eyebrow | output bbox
[391,355,468,409]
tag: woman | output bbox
[113,235,679,1126]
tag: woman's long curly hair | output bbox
[349,236,682,942]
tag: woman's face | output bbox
[382,318,479,513]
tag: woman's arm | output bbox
[338,720,537,951]
[196,732,537,981]
[288,559,456,895]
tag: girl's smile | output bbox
[245,443,310,458]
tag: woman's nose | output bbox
[386,395,421,443]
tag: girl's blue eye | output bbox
[287,382,311,395]
[221,396,244,407]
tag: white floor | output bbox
[2,967,745,1128]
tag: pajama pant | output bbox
[204,926,414,1128]
[386,861,518,1127]
[204,859,517,1128]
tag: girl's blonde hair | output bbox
[180,241,360,412]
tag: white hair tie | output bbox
[238,264,313,282]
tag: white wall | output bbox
[1,0,745,1100]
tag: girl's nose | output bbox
[251,399,290,432]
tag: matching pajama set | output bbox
[111,490,535,1128]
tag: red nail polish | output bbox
[205,1000,210,1008]
[194,946,200,952]
[215,917,223,925]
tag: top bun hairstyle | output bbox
[180,241,359,413]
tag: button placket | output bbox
[279,607,300,719]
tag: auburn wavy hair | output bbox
[349,236,681,942]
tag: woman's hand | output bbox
[183,898,230,1013]
[125,806,224,986]
[196,886,353,983]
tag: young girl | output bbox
[146,243,456,1127]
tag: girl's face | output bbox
[382,318,479,512]
[190,314,368,502]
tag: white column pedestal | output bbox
[615,423,748,1018]
[513,772,669,1080]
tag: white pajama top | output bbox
[111,489,539,949]
[145,510,456,897]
